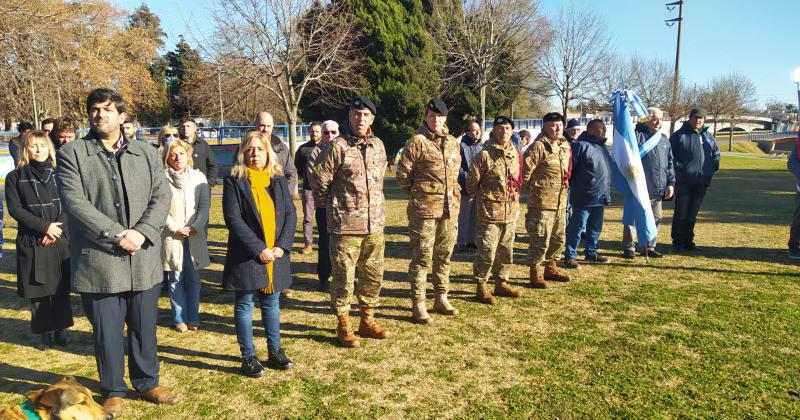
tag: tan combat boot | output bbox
[357,307,388,339]
[411,295,433,324]
[336,314,359,348]
[530,264,547,289]
[544,260,571,282]
[476,282,497,305]
[432,292,459,316]
[494,279,522,298]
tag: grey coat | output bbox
[56,133,172,293]
[270,135,298,195]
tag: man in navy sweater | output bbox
[669,108,720,252]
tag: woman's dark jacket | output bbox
[5,165,70,298]
[222,174,296,292]
[635,123,675,199]
[569,132,612,208]
[669,122,720,186]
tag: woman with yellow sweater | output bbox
[222,131,297,377]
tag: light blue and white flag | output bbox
[608,89,657,247]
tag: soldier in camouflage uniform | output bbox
[522,112,572,288]
[466,116,523,304]
[396,99,461,324]
[313,96,388,348]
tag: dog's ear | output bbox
[59,387,83,407]
[63,375,78,382]
[25,388,44,403]
[37,388,64,408]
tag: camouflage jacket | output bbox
[466,138,521,224]
[395,124,461,219]
[307,140,334,208]
[522,136,571,210]
[314,130,387,235]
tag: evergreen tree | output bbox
[126,4,170,124]
[166,36,203,117]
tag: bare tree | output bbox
[721,72,758,150]
[538,6,612,119]
[628,55,673,108]
[433,0,550,128]
[207,0,361,155]
[700,76,728,134]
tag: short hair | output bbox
[519,130,531,141]
[158,125,180,146]
[123,117,138,127]
[40,118,56,129]
[163,138,194,169]
[86,88,127,114]
[55,117,78,135]
[647,107,663,119]
[321,120,339,131]
[309,121,322,129]
[230,131,284,179]
[587,119,605,130]
[463,120,481,133]
[179,116,196,125]
[18,130,57,168]
[18,121,34,133]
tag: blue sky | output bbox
[111,0,800,108]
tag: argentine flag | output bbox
[608,90,657,247]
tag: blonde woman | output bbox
[5,130,73,347]
[222,131,296,377]
[162,140,210,332]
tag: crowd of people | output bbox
[2,87,726,417]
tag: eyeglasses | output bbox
[323,130,338,135]
[165,134,179,139]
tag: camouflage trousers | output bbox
[407,212,458,297]
[472,219,516,284]
[329,232,385,315]
[526,208,566,266]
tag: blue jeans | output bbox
[564,206,605,259]
[234,289,281,357]
[168,240,201,325]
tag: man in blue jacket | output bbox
[669,108,720,251]
[622,107,674,258]
[564,119,612,268]
[787,142,800,259]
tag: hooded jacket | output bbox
[569,131,612,208]
[669,121,720,186]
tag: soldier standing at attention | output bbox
[466,116,523,304]
[314,96,388,348]
[522,112,572,288]
[396,99,461,324]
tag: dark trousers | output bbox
[301,190,315,245]
[671,183,708,246]
[790,196,800,252]
[30,292,73,334]
[315,207,331,284]
[81,284,160,398]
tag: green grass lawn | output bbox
[0,153,798,418]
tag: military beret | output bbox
[542,112,564,123]
[426,98,448,116]
[350,96,376,115]
[689,108,707,118]
[493,116,514,129]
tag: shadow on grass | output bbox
[0,362,102,396]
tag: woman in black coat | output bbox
[223,131,296,378]
[5,130,72,347]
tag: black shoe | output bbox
[685,242,701,251]
[241,356,265,378]
[266,348,293,370]
[584,254,610,264]
[53,329,67,347]
[466,243,477,249]
[672,243,685,252]
[643,249,664,258]
[789,250,800,260]
[317,280,330,292]
[622,250,636,259]
[40,332,53,348]
[563,258,580,269]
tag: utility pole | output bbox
[666,0,683,136]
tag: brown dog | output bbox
[0,375,108,420]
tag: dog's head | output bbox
[25,376,108,420]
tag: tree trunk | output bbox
[287,112,297,159]
[480,84,486,134]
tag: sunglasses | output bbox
[323,130,338,135]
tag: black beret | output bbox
[542,112,564,123]
[689,108,707,118]
[426,98,448,116]
[493,116,514,129]
[350,96,376,115]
